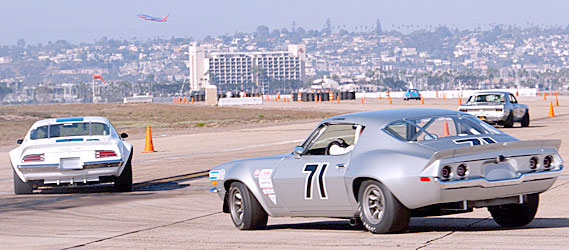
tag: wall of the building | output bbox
[188,44,306,92]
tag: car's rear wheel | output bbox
[488,194,538,227]
[358,180,409,233]
[114,155,133,192]
[503,113,514,128]
[13,170,33,195]
[521,111,530,127]
[228,182,268,230]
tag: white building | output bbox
[188,44,306,92]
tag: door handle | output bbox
[336,163,346,168]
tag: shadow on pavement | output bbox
[267,217,569,232]
[0,170,209,213]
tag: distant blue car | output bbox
[404,89,421,101]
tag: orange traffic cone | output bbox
[443,93,446,101]
[142,124,156,153]
[442,121,450,137]
[543,92,547,100]
[555,95,559,107]
[191,97,195,104]
[378,94,382,100]
[337,97,340,104]
[516,90,519,97]
[549,101,555,117]
[458,96,462,105]
[420,95,425,105]
[389,97,392,104]
[537,90,540,96]
[361,97,364,104]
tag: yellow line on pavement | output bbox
[147,172,209,184]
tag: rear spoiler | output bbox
[424,139,561,168]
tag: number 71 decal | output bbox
[302,163,329,200]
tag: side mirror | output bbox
[16,139,23,144]
[120,133,129,139]
[293,146,304,157]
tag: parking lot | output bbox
[1,96,569,249]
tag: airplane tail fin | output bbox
[161,14,169,22]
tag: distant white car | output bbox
[459,91,529,128]
[9,116,133,194]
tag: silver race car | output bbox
[10,116,133,194]
[210,108,563,233]
[459,91,530,128]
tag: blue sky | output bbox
[2,0,569,45]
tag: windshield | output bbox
[383,115,502,142]
[467,94,504,104]
[30,122,110,140]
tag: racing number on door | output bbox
[302,163,328,199]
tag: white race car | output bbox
[9,116,133,194]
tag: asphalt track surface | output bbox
[1,97,569,249]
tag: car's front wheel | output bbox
[114,155,133,192]
[13,170,33,195]
[488,194,538,227]
[228,182,268,230]
[358,180,409,233]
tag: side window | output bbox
[30,126,49,140]
[91,123,110,136]
[384,121,409,141]
[304,123,364,156]
[509,94,518,104]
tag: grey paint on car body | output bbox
[210,108,563,218]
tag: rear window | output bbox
[383,115,501,141]
[467,94,504,104]
[30,122,110,140]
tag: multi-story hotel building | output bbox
[188,44,306,92]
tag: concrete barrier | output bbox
[356,88,538,99]
[218,97,263,106]
[123,96,153,103]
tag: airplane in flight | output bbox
[137,14,169,22]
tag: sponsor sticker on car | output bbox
[209,169,225,180]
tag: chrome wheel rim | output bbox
[363,184,385,224]
[230,188,244,224]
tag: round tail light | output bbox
[441,165,452,179]
[544,155,553,168]
[529,157,538,169]
[457,164,467,177]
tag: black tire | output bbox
[488,194,539,227]
[503,112,514,128]
[13,170,33,195]
[521,111,530,127]
[357,180,410,234]
[228,182,268,230]
[114,154,133,192]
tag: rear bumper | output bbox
[16,160,123,185]
[463,111,506,122]
[436,166,562,203]
[403,166,562,209]
[439,166,563,189]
